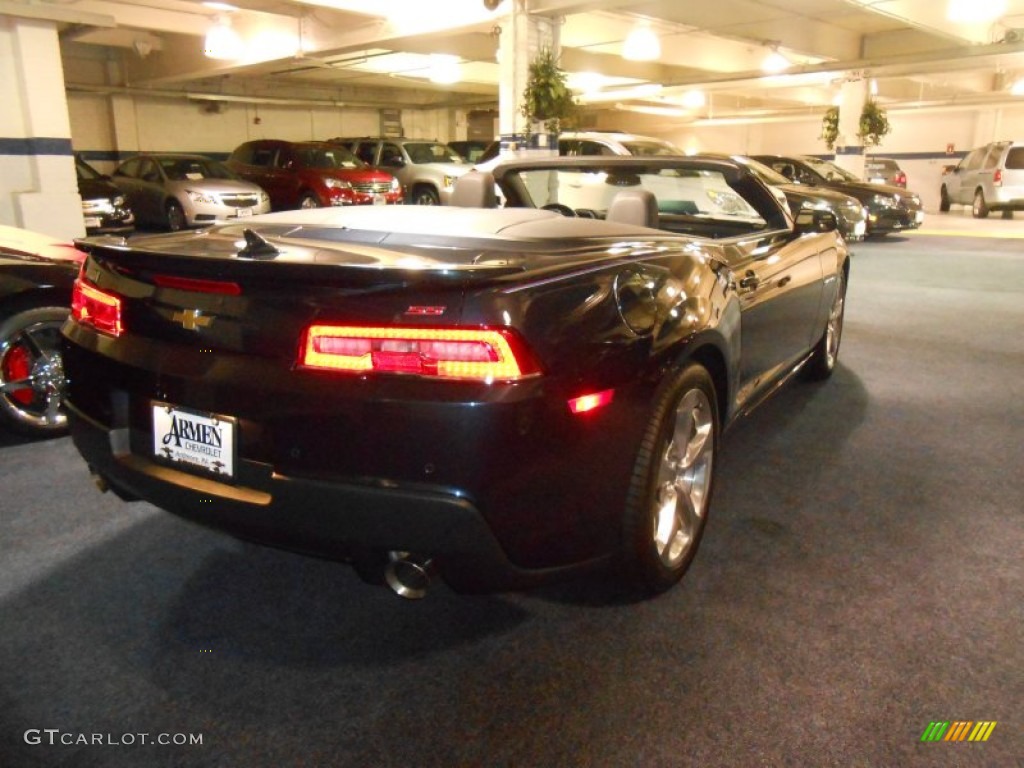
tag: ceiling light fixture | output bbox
[428,54,461,85]
[204,17,243,60]
[622,24,661,62]
[1012,78,1024,95]
[946,0,1007,23]
[761,44,789,73]
[680,89,706,109]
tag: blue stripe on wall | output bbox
[0,137,74,156]
[76,149,231,164]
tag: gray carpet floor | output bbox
[1,234,1021,767]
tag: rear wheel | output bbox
[972,189,989,218]
[621,362,718,594]
[939,186,951,212]
[805,268,846,381]
[166,200,186,231]
[0,306,69,437]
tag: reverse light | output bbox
[300,325,540,381]
[568,389,614,414]
[72,277,123,337]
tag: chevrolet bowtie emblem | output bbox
[172,308,212,330]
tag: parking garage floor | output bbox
[1,228,1021,767]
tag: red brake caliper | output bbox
[1,345,34,405]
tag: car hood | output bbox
[166,178,265,194]
[78,176,123,201]
[779,184,861,207]
[821,180,908,200]
[413,162,470,176]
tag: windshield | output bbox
[733,156,790,186]
[502,161,783,237]
[159,157,239,181]
[75,157,103,181]
[405,142,465,165]
[296,146,364,170]
[802,157,859,182]
[620,140,681,157]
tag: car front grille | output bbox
[352,181,392,194]
[220,194,259,208]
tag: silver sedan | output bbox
[112,153,270,231]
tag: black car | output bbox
[76,155,135,235]
[752,154,922,236]
[0,226,82,436]
[62,156,849,597]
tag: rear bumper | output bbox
[67,401,608,591]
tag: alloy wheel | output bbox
[0,312,68,434]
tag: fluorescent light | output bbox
[202,2,238,11]
[622,25,661,62]
[947,0,1006,23]
[680,89,705,109]
[1012,79,1024,95]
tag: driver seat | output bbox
[606,188,659,229]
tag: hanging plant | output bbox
[858,98,891,147]
[820,106,839,150]
[520,47,577,135]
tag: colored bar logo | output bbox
[920,721,997,742]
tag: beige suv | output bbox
[940,141,1024,218]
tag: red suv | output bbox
[226,140,403,210]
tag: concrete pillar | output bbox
[497,0,558,155]
[833,77,867,178]
[0,16,84,239]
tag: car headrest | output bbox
[450,171,497,208]
[605,188,659,229]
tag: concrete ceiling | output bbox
[14,0,1024,122]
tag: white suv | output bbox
[940,141,1024,218]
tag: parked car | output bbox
[752,154,923,235]
[112,153,270,231]
[726,155,867,241]
[75,155,134,235]
[0,225,83,437]
[227,140,401,212]
[447,140,491,163]
[333,137,471,205]
[939,141,1024,218]
[864,157,907,188]
[63,155,848,598]
[559,131,682,157]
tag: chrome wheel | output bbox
[0,307,69,436]
[972,189,989,218]
[166,201,186,231]
[299,195,320,209]
[824,272,845,370]
[651,388,714,568]
[412,187,439,206]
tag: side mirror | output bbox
[384,156,405,168]
[794,208,838,235]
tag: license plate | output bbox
[152,403,235,478]
[236,208,252,217]
[915,210,925,223]
[373,194,386,206]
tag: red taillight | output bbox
[153,274,241,295]
[568,389,614,414]
[299,325,540,381]
[895,172,906,187]
[994,168,1003,186]
[72,277,123,337]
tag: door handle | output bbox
[777,275,792,288]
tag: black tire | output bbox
[972,189,989,219]
[804,268,846,381]
[0,306,69,437]
[166,200,187,231]
[411,186,439,206]
[621,362,719,594]
[299,193,320,210]
[939,186,951,212]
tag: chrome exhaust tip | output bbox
[384,551,434,599]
